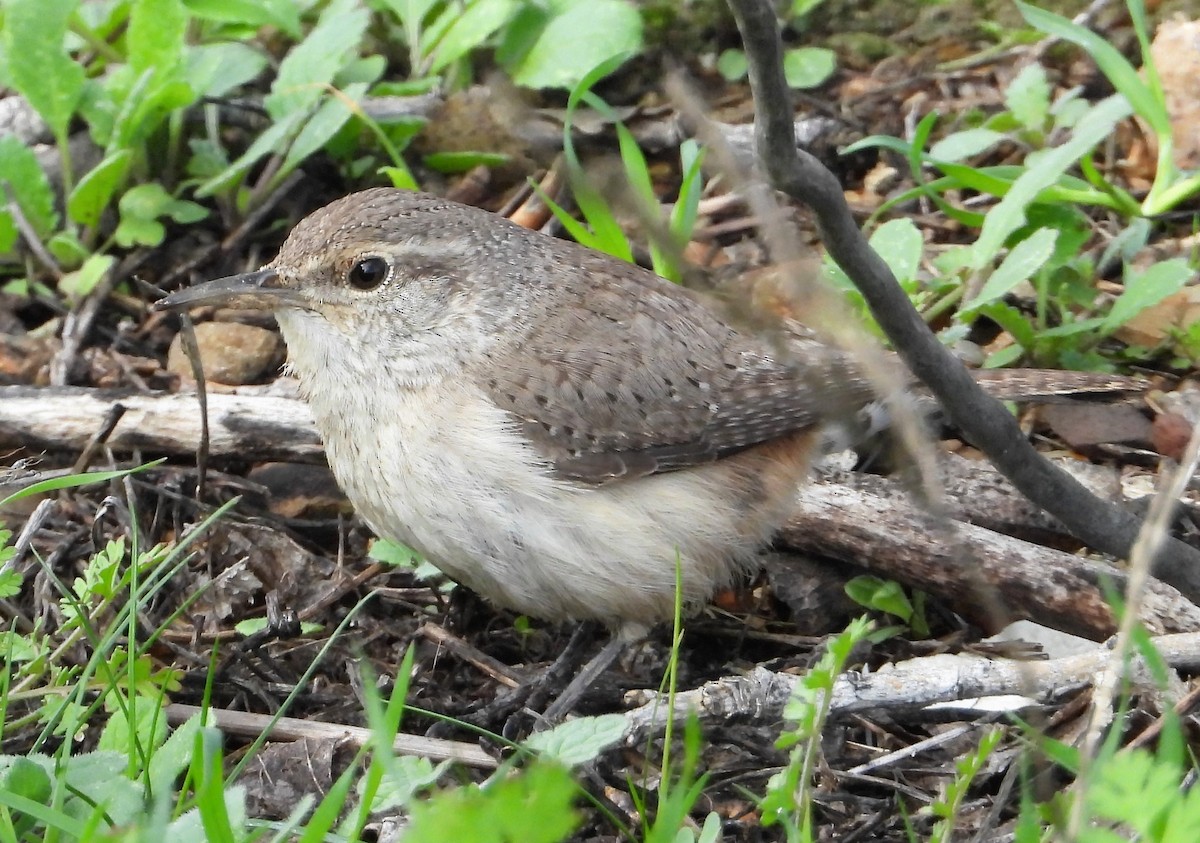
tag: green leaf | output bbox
[0,757,52,806]
[182,0,303,36]
[0,464,161,510]
[0,571,22,600]
[265,0,369,119]
[1005,63,1051,132]
[195,111,303,197]
[2,0,84,141]
[716,48,748,81]
[59,253,116,301]
[129,0,188,77]
[868,218,923,288]
[115,184,208,247]
[510,0,642,89]
[422,151,511,173]
[782,47,836,89]
[428,0,519,74]
[522,714,626,767]
[368,755,445,812]
[1101,258,1192,335]
[67,150,133,227]
[844,576,913,621]
[279,81,369,178]
[929,128,1006,162]
[405,761,580,843]
[1016,2,1167,137]
[0,137,58,242]
[379,164,420,191]
[368,538,422,567]
[186,42,270,98]
[971,94,1131,270]
[147,713,202,796]
[963,226,1058,313]
[99,698,168,756]
[375,0,440,29]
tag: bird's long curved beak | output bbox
[156,268,306,311]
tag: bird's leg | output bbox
[537,634,630,727]
[430,621,602,737]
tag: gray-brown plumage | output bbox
[157,188,1143,639]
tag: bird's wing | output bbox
[481,257,877,484]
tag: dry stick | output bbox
[724,0,1200,603]
[163,703,496,769]
[621,631,1200,745]
[69,403,127,475]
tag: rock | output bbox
[167,321,284,385]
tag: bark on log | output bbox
[0,385,321,461]
[778,481,1200,640]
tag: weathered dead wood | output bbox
[622,631,1200,745]
[0,385,321,461]
[164,703,496,768]
[820,452,1123,546]
[778,481,1200,641]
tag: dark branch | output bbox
[725,0,1200,603]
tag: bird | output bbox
[155,187,1138,718]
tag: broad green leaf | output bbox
[148,713,202,796]
[427,0,519,74]
[280,82,370,177]
[971,94,1131,270]
[0,137,57,241]
[963,226,1058,312]
[844,576,913,621]
[0,631,38,661]
[929,128,1005,162]
[98,698,168,757]
[976,301,1036,349]
[59,253,116,301]
[68,150,133,227]
[195,111,303,196]
[511,0,642,89]
[868,218,923,287]
[716,48,748,81]
[378,164,420,191]
[186,42,270,98]
[405,762,579,843]
[523,714,626,767]
[337,55,387,87]
[115,184,208,247]
[47,230,89,267]
[182,0,303,36]
[1101,258,1192,335]
[129,0,188,77]
[422,151,510,172]
[1005,63,1051,132]
[0,756,52,810]
[104,68,197,152]
[367,755,446,812]
[782,47,836,90]
[368,538,422,567]
[3,0,84,140]
[266,0,369,119]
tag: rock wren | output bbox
[159,188,881,641]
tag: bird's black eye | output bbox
[348,256,389,290]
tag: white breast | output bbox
[276,309,802,635]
